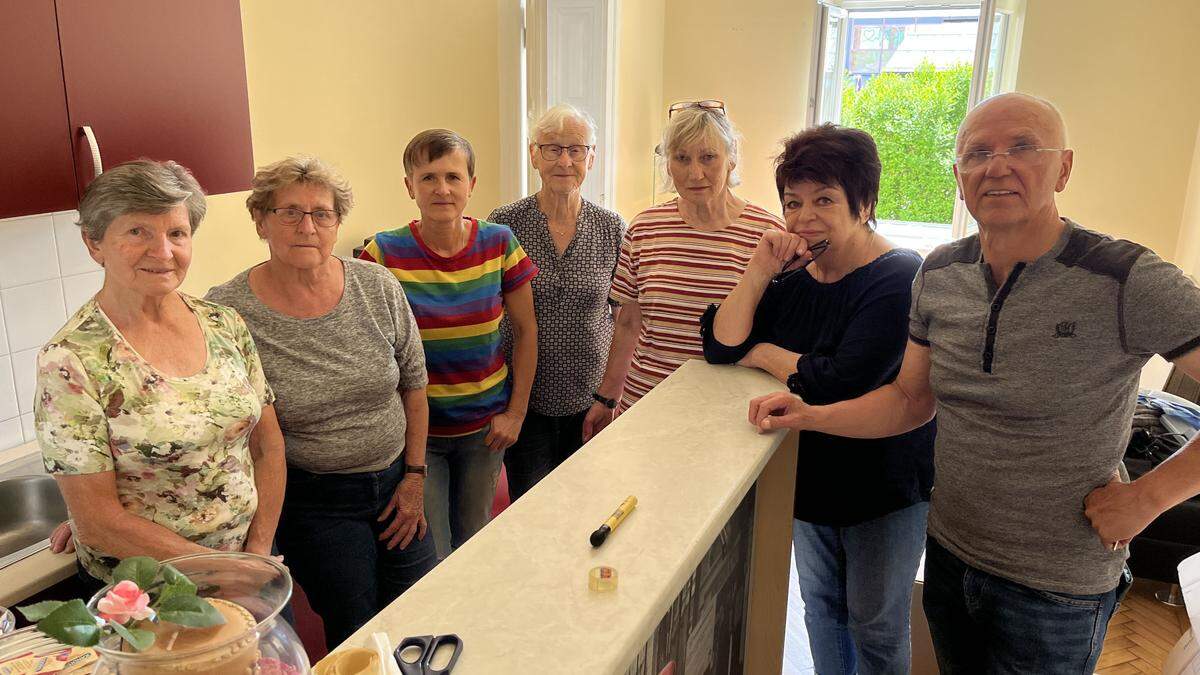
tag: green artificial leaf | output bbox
[37,600,101,647]
[109,620,155,652]
[17,600,65,622]
[156,594,225,628]
[156,579,197,606]
[160,564,189,586]
[112,556,159,590]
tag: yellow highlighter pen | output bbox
[590,495,638,547]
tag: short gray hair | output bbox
[659,106,742,192]
[530,104,597,145]
[245,155,354,222]
[77,160,207,241]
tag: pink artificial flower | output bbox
[97,580,154,624]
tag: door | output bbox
[0,0,78,219]
[55,0,254,197]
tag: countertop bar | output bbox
[337,361,795,673]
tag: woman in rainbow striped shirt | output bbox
[359,129,538,560]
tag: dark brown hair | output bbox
[403,129,476,178]
[775,123,881,226]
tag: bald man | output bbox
[748,92,1200,673]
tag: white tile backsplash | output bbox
[62,271,103,315]
[0,211,85,452]
[2,279,67,353]
[0,213,61,288]
[12,348,38,416]
[20,413,35,443]
[0,418,21,453]
[53,211,101,277]
[0,355,16,420]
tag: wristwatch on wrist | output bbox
[404,464,428,477]
[592,392,617,410]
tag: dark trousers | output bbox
[276,457,438,649]
[502,408,588,502]
[923,536,1129,674]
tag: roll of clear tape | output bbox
[589,565,618,592]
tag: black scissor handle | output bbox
[395,635,434,675]
[425,634,463,674]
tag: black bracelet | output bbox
[592,392,617,409]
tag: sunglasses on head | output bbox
[668,99,726,118]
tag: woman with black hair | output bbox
[701,124,935,675]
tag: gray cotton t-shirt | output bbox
[206,257,428,474]
[910,219,1200,594]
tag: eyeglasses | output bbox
[956,145,1064,173]
[772,239,831,285]
[668,99,726,119]
[267,207,339,228]
[537,144,593,162]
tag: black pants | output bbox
[502,409,588,502]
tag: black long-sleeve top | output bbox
[700,248,935,526]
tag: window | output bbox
[809,0,1025,252]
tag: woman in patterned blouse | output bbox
[584,102,784,439]
[35,160,285,587]
[488,104,626,501]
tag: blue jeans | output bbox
[275,457,438,649]
[792,501,929,675]
[503,409,587,502]
[425,426,504,559]
[922,535,1128,674]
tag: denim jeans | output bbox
[425,426,504,559]
[922,535,1128,674]
[503,408,587,502]
[275,457,438,650]
[792,501,929,675]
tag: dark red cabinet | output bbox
[0,1,79,216]
[0,1,253,220]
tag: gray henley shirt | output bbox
[207,257,428,474]
[910,219,1200,594]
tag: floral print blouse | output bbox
[35,294,274,581]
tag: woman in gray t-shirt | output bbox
[206,156,436,649]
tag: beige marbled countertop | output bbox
[0,548,76,608]
[337,360,792,674]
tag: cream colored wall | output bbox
[1013,0,1200,262]
[612,0,666,218]
[184,0,503,295]
[659,0,818,216]
[1174,122,1200,277]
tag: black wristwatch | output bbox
[404,464,428,477]
[592,392,617,409]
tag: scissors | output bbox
[394,634,463,674]
[772,239,830,285]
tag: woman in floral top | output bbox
[35,160,286,585]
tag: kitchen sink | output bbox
[0,476,67,568]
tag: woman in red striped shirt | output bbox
[583,102,784,439]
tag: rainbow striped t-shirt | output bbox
[358,218,537,437]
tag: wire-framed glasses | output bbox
[668,99,726,118]
[956,145,1064,172]
[537,144,593,162]
[267,207,339,228]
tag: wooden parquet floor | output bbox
[1096,581,1190,674]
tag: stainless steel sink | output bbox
[0,476,67,568]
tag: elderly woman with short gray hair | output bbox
[208,155,437,648]
[35,159,286,589]
[584,101,784,439]
[487,104,626,500]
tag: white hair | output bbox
[658,106,742,193]
[529,104,598,145]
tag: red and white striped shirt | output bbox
[609,199,785,411]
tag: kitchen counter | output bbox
[0,548,76,608]
[335,360,800,673]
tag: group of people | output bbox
[33,91,1200,674]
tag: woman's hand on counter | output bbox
[378,475,428,550]
[49,521,75,554]
[748,391,812,432]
